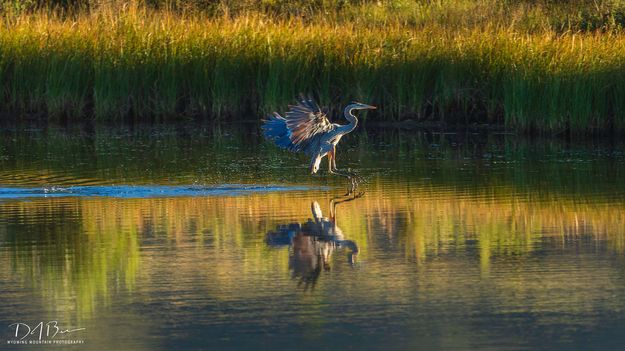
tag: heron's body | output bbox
[262,96,375,175]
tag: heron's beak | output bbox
[363,104,376,110]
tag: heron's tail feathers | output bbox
[262,112,297,151]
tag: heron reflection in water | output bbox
[262,95,375,193]
[265,193,363,291]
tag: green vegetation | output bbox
[3,0,625,132]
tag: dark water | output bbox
[1,125,625,350]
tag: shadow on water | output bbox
[266,192,363,291]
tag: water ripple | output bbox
[0,184,325,199]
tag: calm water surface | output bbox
[1,125,625,350]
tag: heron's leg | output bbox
[331,147,363,182]
[326,147,362,194]
[328,149,351,178]
[327,150,352,179]
[331,145,349,174]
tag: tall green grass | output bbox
[2,1,625,132]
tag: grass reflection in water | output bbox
[0,127,624,348]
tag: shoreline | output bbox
[3,116,620,140]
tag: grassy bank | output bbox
[3,1,625,133]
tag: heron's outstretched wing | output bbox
[284,96,333,155]
[262,112,298,151]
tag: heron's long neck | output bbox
[339,107,358,134]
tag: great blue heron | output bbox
[262,96,375,178]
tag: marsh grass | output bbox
[2,1,625,132]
